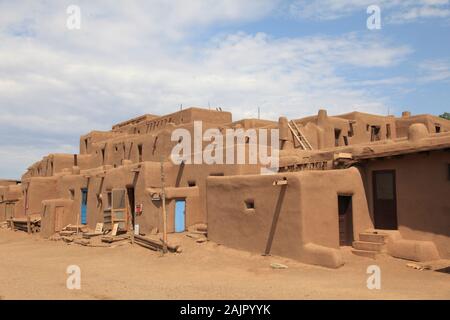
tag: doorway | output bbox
[5,202,15,220]
[175,200,186,233]
[334,129,341,147]
[55,206,65,232]
[81,188,88,225]
[338,195,353,246]
[370,126,381,141]
[372,170,398,229]
[127,187,135,228]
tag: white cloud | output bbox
[289,0,450,23]
[0,1,420,178]
[418,59,450,82]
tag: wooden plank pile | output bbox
[63,224,88,233]
[82,223,105,239]
[101,234,130,243]
[8,217,41,233]
[134,234,180,253]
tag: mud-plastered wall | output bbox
[362,150,450,258]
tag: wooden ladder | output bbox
[288,120,313,150]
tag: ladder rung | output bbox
[288,121,312,150]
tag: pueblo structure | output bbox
[1,107,449,268]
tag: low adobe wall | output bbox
[40,199,74,238]
[207,167,372,268]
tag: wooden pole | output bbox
[76,203,80,235]
[130,193,135,245]
[27,215,31,234]
[160,157,168,254]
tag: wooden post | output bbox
[76,205,80,235]
[130,198,134,245]
[27,215,31,234]
[160,157,168,254]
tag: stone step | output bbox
[351,249,379,259]
[359,232,388,244]
[352,240,386,252]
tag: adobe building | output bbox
[1,107,449,268]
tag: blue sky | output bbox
[0,0,449,178]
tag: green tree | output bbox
[439,112,450,120]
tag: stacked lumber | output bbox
[63,224,88,233]
[59,230,76,236]
[101,234,130,243]
[134,234,180,253]
[82,232,103,239]
[8,217,41,233]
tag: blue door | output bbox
[81,188,88,225]
[175,200,185,233]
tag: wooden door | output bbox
[55,206,65,232]
[373,170,398,230]
[112,189,127,232]
[81,188,88,225]
[338,195,353,246]
[175,200,186,233]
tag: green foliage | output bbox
[439,112,450,120]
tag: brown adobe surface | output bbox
[0,228,448,300]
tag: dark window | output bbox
[436,126,441,133]
[101,148,105,164]
[334,129,341,147]
[348,122,354,137]
[138,144,143,162]
[245,199,255,209]
[386,124,391,139]
[343,136,349,146]
[106,192,112,209]
[370,126,381,141]
[188,180,196,187]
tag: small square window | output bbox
[188,180,196,187]
[245,199,255,210]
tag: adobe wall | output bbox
[360,150,450,258]
[0,180,19,187]
[138,161,260,234]
[395,114,450,138]
[22,177,57,216]
[0,187,7,221]
[40,199,75,238]
[207,167,372,268]
[293,110,397,150]
[55,174,89,225]
[338,112,397,144]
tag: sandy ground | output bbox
[0,228,449,300]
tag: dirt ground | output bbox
[0,228,449,300]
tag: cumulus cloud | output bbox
[0,0,429,178]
